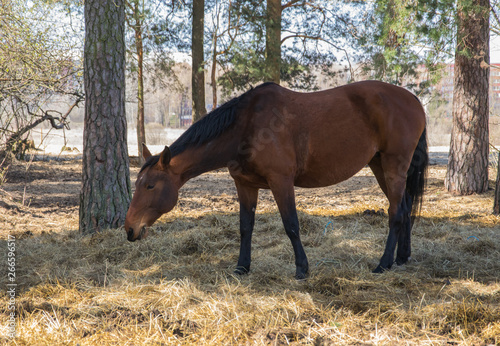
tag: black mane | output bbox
[170,94,241,157]
[138,82,276,173]
[140,155,160,173]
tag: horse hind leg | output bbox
[395,191,412,266]
[368,153,389,197]
[372,154,413,273]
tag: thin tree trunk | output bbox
[192,0,207,122]
[445,0,490,195]
[80,0,131,234]
[211,31,217,109]
[134,7,146,165]
[495,151,500,214]
[265,0,281,84]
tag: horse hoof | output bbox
[372,265,388,274]
[234,267,249,275]
[295,272,309,281]
[395,256,410,266]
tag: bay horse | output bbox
[125,81,428,279]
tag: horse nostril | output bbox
[139,226,146,239]
[127,227,136,242]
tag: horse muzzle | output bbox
[127,226,148,242]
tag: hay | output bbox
[0,161,499,345]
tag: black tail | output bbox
[406,128,428,220]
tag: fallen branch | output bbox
[3,96,83,154]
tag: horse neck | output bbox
[170,139,236,186]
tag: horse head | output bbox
[125,144,179,241]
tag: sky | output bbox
[492,36,500,64]
[173,36,500,64]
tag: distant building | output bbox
[178,92,192,127]
[492,65,500,109]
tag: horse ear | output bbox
[159,146,171,169]
[142,143,152,159]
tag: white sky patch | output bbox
[491,35,500,63]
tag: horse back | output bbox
[233,81,426,188]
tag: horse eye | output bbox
[146,184,155,190]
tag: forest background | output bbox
[1,0,500,344]
[2,0,500,159]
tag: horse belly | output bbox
[294,161,368,188]
[294,138,377,188]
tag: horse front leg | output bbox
[269,178,309,280]
[234,182,258,275]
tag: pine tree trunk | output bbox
[445,0,490,195]
[192,0,207,122]
[265,0,281,84]
[80,0,131,234]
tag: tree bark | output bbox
[445,0,490,195]
[80,0,131,234]
[265,0,281,84]
[192,0,207,122]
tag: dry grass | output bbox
[0,160,499,345]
